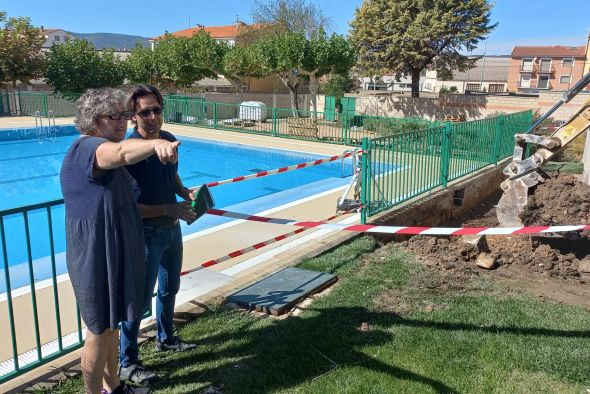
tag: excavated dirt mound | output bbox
[398,173,590,285]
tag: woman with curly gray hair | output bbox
[61,87,178,394]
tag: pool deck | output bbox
[0,117,361,390]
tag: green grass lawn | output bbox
[47,236,590,393]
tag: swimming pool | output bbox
[0,125,358,292]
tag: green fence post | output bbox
[341,113,349,145]
[493,114,504,164]
[272,107,277,137]
[42,93,48,117]
[17,91,22,116]
[440,123,452,188]
[213,102,218,129]
[361,137,369,224]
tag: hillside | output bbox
[68,32,150,50]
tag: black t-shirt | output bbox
[125,129,179,214]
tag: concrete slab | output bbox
[227,267,337,316]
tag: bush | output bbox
[363,116,433,136]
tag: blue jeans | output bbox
[119,222,183,367]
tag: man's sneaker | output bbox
[155,336,197,352]
[119,363,160,386]
[103,382,152,394]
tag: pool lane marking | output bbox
[206,208,590,235]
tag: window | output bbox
[54,35,60,41]
[519,74,531,88]
[560,75,571,84]
[521,58,533,72]
[538,75,550,89]
[562,58,574,68]
[488,84,504,93]
[466,83,481,91]
[539,58,552,73]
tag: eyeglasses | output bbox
[136,107,164,118]
[107,111,134,121]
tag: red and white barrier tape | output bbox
[202,151,356,188]
[180,214,342,276]
[205,208,590,235]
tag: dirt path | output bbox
[396,172,590,310]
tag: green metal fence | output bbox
[17,92,81,117]
[360,110,533,222]
[0,200,84,384]
[162,97,442,146]
[0,91,81,117]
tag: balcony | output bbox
[519,63,555,74]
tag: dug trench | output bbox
[381,172,590,310]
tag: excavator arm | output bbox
[496,72,590,227]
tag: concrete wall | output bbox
[315,92,590,121]
[370,160,508,241]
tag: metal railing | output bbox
[0,199,84,384]
[0,91,81,117]
[162,97,442,146]
[360,110,533,222]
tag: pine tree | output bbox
[350,0,496,97]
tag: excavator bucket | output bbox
[496,72,590,227]
[496,173,543,227]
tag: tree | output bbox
[299,31,355,117]
[258,32,307,116]
[0,16,45,87]
[125,43,159,85]
[45,39,126,95]
[321,73,359,99]
[350,0,496,97]
[251,0,330,37]
[222,43,269,101]
[146,31,223,89]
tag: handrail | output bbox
[47,110,57,142]
[0,197,83,385]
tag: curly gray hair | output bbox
[74,88,127,135]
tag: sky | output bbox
[1,0,589,55]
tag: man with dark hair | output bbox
[119,85,197,385]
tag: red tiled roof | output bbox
[511,45,586,58]
[152,24,264,40]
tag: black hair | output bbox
[127,84,163,111]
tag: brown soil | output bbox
[396,172,590,310]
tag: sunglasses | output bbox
[107,111,134,121]
[136,107,164,118]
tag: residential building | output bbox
[507,45,587,92]
[359,73,424,92]
[40,28,72,48]
[422,56,510,93]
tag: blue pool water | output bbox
[0,125,361,292]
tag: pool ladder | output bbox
[337,149,362,213]
[35,110,57,143]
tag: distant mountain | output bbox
[68,32,151,51]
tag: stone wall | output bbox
[316,92,590,122]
